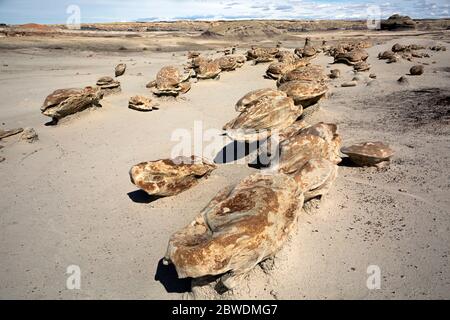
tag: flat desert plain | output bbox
[0,23,449,299]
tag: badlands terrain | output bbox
[0,20,449,299]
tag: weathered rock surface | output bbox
[128,95,158,111]
[353,61,371,72]
[216,56,240,71]
[196,60,221,79]
[341,141,394,166]
[291,158,338,201]
[277,65,327,85]
[96,76,121,95]
[275,123,342,174]
[334,48,368,65]
[152,66,192,96]
[235,88,287,112]
[224,95,301,142]
[41,87,103,122]
[164,172,304,289]
[115,63,126,77]
[278,80,328,107]
[129,156,217,196]
[410,65,424,75]
[246,47,279,64]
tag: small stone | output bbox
[397,76,409,85]
[369,73,377,79]
[20,127,38,143]
[410,65,424,75]
[341,81,357,87]
[115,63,126,77]
[329,69,340,79]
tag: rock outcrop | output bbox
[381,14,416,31]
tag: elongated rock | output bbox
[41,87,103,122]
[164,172,304,289]
[115,63,126,77]
[341,141,394,166]
[129,156,216,196]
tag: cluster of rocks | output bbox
[146,66,192,96]
[331,41,371,73]
[378,42,430,64]
[246,46,279,64]
[144,51,247,101]
[96,76,121,96]
[264,40,313,80]
[159,99,347,289]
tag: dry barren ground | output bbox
[0,30,449,299]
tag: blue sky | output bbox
[0,0,448,24]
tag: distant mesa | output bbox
[381,14,416,31]
[201,22,282,38]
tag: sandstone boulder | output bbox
[41,87,103,123]
[291,158,338,201]
[115,63,126,77]
[278,80,328,107]
[410,65,424,75]
[235,88,287,112]
[341,141,394,166]
[128,95,158,111]
[164,172,304,289]
[129,156,216,196]
[223,95,301,142]
[96,76,121,95]
[152,66,192,96]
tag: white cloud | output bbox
[0,0,449,24]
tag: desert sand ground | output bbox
[0,28,449,299]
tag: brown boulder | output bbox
[129,156,216,196]
[41,87,103,122]
[341,141,394,166]
[128,95,158,111]
[164,172,304,289]
[410,65,424,75]
[115,63,126,77]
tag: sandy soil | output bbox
[0,30,449,299]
